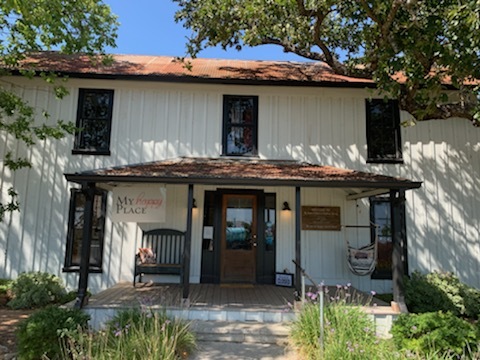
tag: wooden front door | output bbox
[221,194,257,283]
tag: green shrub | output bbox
[405,270,480,318]
[60,290,79,305]
[7,271,67,309]
[16,306,90,360]
[391,311,479,357]
[0,279,12,306]
[375,293,393,304]
[290,302,321,358]
[0,278,12,292]
[290,301,398,360]
[463,287,480,319]
[65,308,196,360]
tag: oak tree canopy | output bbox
[0,0,118,220]
[175,0,480,125]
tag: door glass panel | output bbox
[225,197,253,250]
[264,194,276,252]
[371,198,393,276]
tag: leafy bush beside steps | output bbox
[7,271,67,309]
[405,270,480,319]
[16,306,90,360]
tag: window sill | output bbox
[221,154,260,158]
[63,266,103,273]
[367,159,404,165]
[72,149,111,156]
[371,273,392,280]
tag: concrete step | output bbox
[190,321,291,346]
[167,307,296,323]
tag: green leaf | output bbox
[0,0,118,221]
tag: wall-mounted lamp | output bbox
[282,201,291,211]
[192,199,198,209]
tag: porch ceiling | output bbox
[64,157,422,191]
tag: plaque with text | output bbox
[301,206,341,231]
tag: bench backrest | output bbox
[141,228,186,265]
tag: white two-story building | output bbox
[1,53,478,308]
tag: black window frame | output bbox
[366,99,403,164]
[72,88,114,155]
[222,95,259,157]
[63,188,107,273]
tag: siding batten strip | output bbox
[295,186,301,297]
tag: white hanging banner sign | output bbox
[112,186,166,223]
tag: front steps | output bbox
[85,306,296,330]
[188,321,298,360]
[190,321,290,346]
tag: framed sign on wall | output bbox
[112,185,166,223]
[301,206,341,231]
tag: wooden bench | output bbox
[134,228,186,286]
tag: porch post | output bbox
[391,189,408,312]
[75,182,95,309]
[183,184,193,300]
[295,186,301,296]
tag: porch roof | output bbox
[65,157,422,191]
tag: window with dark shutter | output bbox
[366,99,402,163]
[222,95,258,156]
[73,89,114,155]
[63,188,107,273]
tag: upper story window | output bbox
[63,188,107,273]
[366,99,402,163]
[223,95,258,156]
[73,89,114,155]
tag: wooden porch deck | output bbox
[85,283,297,311]
[82,282,397,336]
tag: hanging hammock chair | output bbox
[344,223,378,276]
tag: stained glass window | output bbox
[223,95,258,156]
[73,89,114,154]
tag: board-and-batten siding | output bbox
[402,120,480,287]
[0,77,479,294]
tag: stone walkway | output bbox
[0,309,34,359]
[189,341,298,360]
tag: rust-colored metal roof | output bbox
[18,52,374,87]
[65,157,421,190]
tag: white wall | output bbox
[0,76,479,294]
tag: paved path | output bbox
[189,341,298,360]
[0,309,34,354]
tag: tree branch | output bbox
[260,37,325,61]
[399,85,478,124]
[311,9,341,72]
[359,0,402,44]
[358,0,380,24]
[383,0,402,37]
[295,0,316,17]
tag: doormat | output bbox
[220,284,254,288]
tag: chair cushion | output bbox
[138,248,156,264]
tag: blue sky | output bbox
[104,0,307,62]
